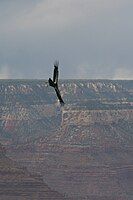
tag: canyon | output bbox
[0,79,133,199]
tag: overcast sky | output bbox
[0,0,133,79]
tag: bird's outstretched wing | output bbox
[53,60,59,84]
[53,66,58,84]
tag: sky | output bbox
[0,0,133,79]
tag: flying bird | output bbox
[49,61,65,106]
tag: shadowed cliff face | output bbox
[0,143,68,200]
[0,79,133,199]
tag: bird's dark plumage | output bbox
[53,66,58,84]
[49,62,64,106]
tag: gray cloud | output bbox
[0,64,11,79]
[113,66,133,80]
[0,0,133,79]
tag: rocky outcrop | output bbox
[62,109,133,126]
[57,108,133,147]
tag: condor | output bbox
[49,61,65,106]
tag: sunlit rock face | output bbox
[59,109,133,147]
[0,79,133,199]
